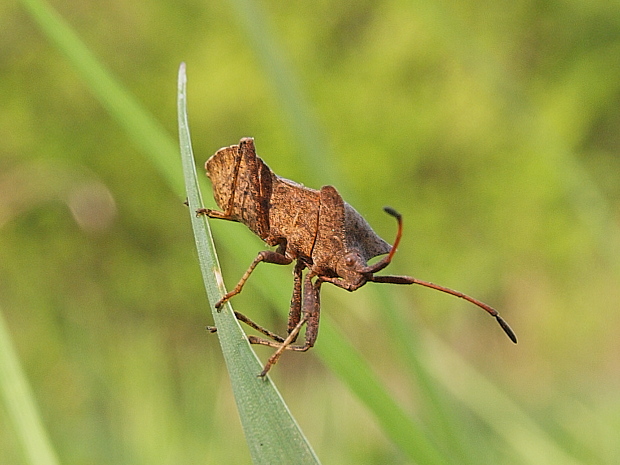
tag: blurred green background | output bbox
[2,0,620,463]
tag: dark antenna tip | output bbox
[383,206,401,219]
[495,315,518,344]
[404,278,518,344]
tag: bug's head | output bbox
[333,207,403,289]
[335,251,370,287]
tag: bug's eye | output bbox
[344,255,357,268]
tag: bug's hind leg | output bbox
[249,273,322,376]
[249,315,309,377]
[286,261,305,341]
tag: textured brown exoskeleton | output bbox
[201,137,517,376]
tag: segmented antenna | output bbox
[369,207,517,343]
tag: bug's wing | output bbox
[313,185,347,269]
[315,186,390,268]
[205,137,273,238]
[269,178,320,259]
[205,144,238,211]
[342,202,391,261]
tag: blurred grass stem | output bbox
[0,309,60,465]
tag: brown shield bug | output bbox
[200,137,517,376]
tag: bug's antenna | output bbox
[368,208,518,344]
[409,278,518,343]
[383,207,402,263]
[363,207,403,274]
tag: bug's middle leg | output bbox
[215,250,292,309]
[207,246,293,341]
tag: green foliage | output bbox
[2,0,620,463]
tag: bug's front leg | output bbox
[196,207,238,221]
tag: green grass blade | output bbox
[177,63,320,465]
[0,308,60,465]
